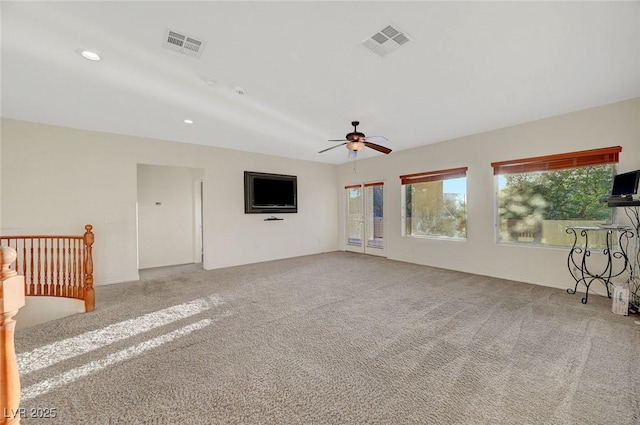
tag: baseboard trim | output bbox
[95,274,140,286]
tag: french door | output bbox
[345,181,386,257]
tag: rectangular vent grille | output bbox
[362,24,411,58]
[381,25,399,39]
[167,31,185,47]
[163,29,206,58]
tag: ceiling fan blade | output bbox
[319,142,348,153]
[364,135,388,144]
[328,139,347,142]
[364,142,392,154]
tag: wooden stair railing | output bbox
[1,246,25,425]
[0,225,94,313]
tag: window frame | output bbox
[491,146,621,175]
[400,167,468,240]
[492,147,621,247]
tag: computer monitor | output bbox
[611,170,640,196]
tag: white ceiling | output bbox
[2,1,639,164]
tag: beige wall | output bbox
[337,98,640,294]
[1,119,339,285]
[14,297,85,330]
[2,98,638,297]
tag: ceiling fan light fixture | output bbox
[347,141,365,151]
[320,121,391,158]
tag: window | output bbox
[492,146,620,247]
[400,167,467,239]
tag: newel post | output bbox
[83,225,95,313]
[1,246,25,425]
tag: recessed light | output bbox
[183,119,194,124]
[77,49,101,61]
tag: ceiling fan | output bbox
[319,121,392,158]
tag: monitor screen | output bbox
[253,177,295,206]
[611,170,640,196]
[244,171,298,213]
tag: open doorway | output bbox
[136,164,204,270]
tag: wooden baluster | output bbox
[62,239,68,298]
[29,239,34,297]
[49,238,54,296]
[83,225,95,312]
[61,239,65,297]
[62,239,67,297]
[66,239,71,297]
[43,239,49,296]
[69,240,74,298]
[21,241,27,296]
[67,239,71,298]
[78,242,84,300]
[73,239,84,299]
[55,238,61,297]
[25,240,30,294]
[69,239,77,298]
[36,238,42,296]
[45,239,49,296]
[48,238,53,296]
[0,246,25,425]
[62,238,65,297]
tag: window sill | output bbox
[403,235,467,242]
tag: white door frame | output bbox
[345,184,364,253]
[344,182,386,257]
[193,178,204,264]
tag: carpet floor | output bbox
[13,252,640,424]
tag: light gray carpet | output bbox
[14,252,640,424]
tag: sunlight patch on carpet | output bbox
[21,318,213,401]
[18,297,223,375]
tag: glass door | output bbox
[345,185,364,253]
[345,182,386,256]
[364,182,385,256]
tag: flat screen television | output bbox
[611,169,640,196]
[244,171,298,214]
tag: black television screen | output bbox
[244,171,297,213]
[611,170,640,196]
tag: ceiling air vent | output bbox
[362,24,411,58]
[163,29,206,58]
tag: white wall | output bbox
[0,119,339,285]
[137,164,201,269]
[0,120,3,231]
[14,297,85,330]
[337,98,640,294]
[2,98,638,296]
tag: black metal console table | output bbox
[566,226,633,304]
